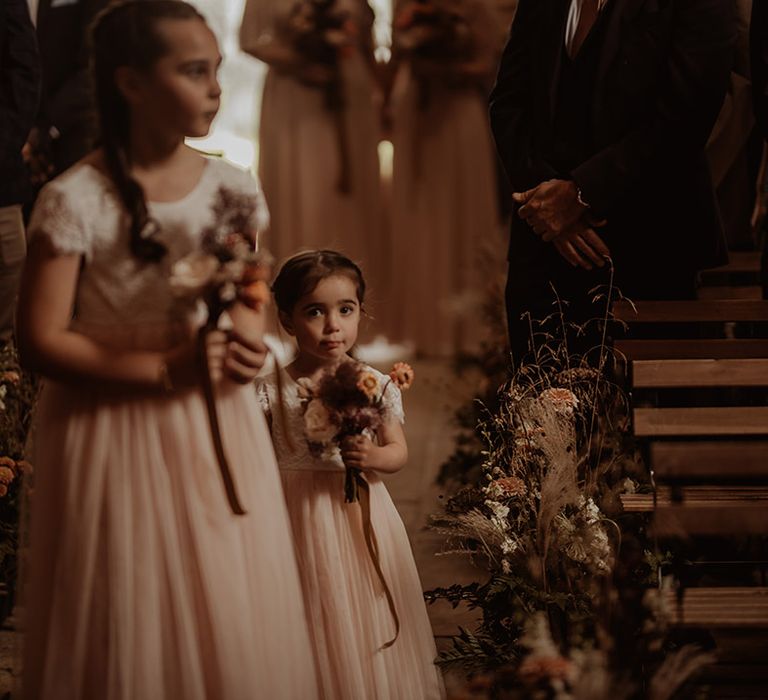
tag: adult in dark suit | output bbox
[751,0,768,296]
[753,0,768,141]
[0,0,40,339]
[34,0,110,176]
[489,0,736,361]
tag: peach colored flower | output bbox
[389,362,414,391]
[169,252,218,298]
[356,371,379,399]
[0,467,14,485]
[0,457,14,471]
[494,476,527,498]
[0,371,20,385]
[239,280,271,311]
[0,484,8,498]
[304,400,337,443]
[539,387,579,416]
[519,655,574,684]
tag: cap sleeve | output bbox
[382,375,405,425]
[27,181,91,259]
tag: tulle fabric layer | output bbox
[280,469,445,700]
[21,324,319,700]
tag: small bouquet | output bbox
[170,185,272,515]
[282,0,357,193]
[393,0,474,75]
[300,360,414,503]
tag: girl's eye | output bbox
[340,306,354,315]
[184,64,207,78]
[307,308,323,318]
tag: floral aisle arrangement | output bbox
[0,339,37,620]
[281,0,359,192]
[428,302,711,697]
[170,185,271,515]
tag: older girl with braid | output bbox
[16,2,318,697]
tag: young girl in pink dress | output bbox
[256,250,444,700]
[16,2,318,698]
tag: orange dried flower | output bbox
[0,467,14,485]
[357,371,379,399]
[0,484,7,498]
[0,457,14,471]
[240,280,271,311]
[389,362,414,391]
[519,656,573,684]
[494,476,527,497]
[15,460,32,475]
[0,371,20,384]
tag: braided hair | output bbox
[89,0,205,262]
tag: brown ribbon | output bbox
[354,470,401,650]
[197,326,247,516]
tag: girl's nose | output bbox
[209,76,222,99]
[325,314,341,332]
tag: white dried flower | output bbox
[169,252,218,298]
[304,400,337,443]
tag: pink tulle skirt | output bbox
[280,468,445,700]
[21,323,319,700]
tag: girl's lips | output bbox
[322,341,343,349]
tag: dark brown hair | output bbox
[272,250,366,315]
[90,0,205,262]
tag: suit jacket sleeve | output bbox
[752,0,768,141]
[571,0,736,216]
[0,0,41,160]
[489,0,559,190]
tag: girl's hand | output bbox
[165,330,268,389]
[340,434,377,471]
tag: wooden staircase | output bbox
[614,292,768,695]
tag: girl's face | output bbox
[130,18,222,138]
[283,275,362,366]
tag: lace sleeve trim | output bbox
[254,376,273,417]
[27,183,89,259]
[382,376,405,425]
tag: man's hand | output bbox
[553,224,611,270]
[513,179,586,241]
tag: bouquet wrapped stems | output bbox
[196,305,247,516]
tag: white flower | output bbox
[501,537,518,555]
[304,400,337,443]
[501,559,512,575]
[485,499,510,530]
[0,385,6,412]
[170,252,218,298]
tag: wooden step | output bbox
[634,407,768,437]
[697,285,762,301]
[616,339,768,360]
[701,251,761,276]
[613,299,768,323]
[650,441,768,480]
[621,487,768,512]
[631,358,768,388]
[652,505,768,535]
[662,587,768,627]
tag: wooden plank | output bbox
[616,339,768,360]
[613,299,768,323]
[697,286,762,301]
[621,488,768,512]
[651,441,768,479]
[702,251,761,274]
[662,587,768,627]
[632,359,768,387]
[634,407,768,436]
[652,505,768,535]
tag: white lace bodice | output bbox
[28,159,268,333]
[256,366,405,472]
